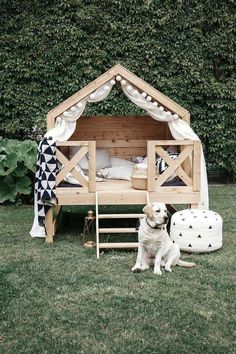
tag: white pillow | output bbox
[110,156,134,167]
[98,165,133,181]
[70,147,111,171]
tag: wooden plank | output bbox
[57,141,89,146]
[151,140,194,146]
[193,141,201,191]
[96,140,147,148]
[102,147,146,157]
[56,190,200,205]
[99,242,138,249]
[99,228,137,233]
[98,214,144,219]
[147,141,156,191]
[72,131,168,141]
[88,141,96,192]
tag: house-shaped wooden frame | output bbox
[45,64,202,255]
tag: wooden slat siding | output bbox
[70,116,172,159]
[193,141,201,192]
[155,146,193,188]
[155,146,192,187]
[88,141,96,192]
[147,141,156,191]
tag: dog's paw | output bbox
[164,267,172,273]
[154,268,162,275]
[132,266,142,273]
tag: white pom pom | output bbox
[153,101,158,107]
[142,92,147,98]
[127,85,132,91]
[70,106,77,112]
[116,75,121,81]
[90,93,96,100]
[159,106,164,112]
[121,79,127,85]
[104,85,110,91]
[133,90,139,96]
[166,111,171,117]
[63,111,69,116]
[173,114,179,119]
[147,96,152,101]
[110,79,116,85]
[76,102,83,108]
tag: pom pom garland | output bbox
[147,96,152,101]
[142,92,147,98]
[116,75,121,81]
[110,79,116,85]
[121,79,127,85]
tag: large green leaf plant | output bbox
[0,139,37,203]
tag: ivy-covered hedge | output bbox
[0,139,37,203]
[0,0,235,175]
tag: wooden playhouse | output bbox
[43,64,206,256]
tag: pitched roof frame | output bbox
[47,64,189,130]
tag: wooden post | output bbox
[193,141,201,192]
[147,141,156,191]
[45,207,54,243]
[88,141,96,192]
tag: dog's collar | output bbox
[145,218,165,230]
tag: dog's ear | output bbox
[143,204,154,218]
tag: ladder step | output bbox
[98,227,138,233]
[98,213,144,219]
[99,242,139,249]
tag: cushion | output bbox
[97,165,133,181]
[110,156,134,167]
[170,209,223,253]
[70,147,111,171]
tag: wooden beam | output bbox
[193,141,201,191]
[147,141,156,191]
[47,65,121,126]
[88,141,96,192]
[117,64,189,118]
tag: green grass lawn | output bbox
[1,186,235,354]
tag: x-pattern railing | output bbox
[56,141,96,192]
[147,140,201,191]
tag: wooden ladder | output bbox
[95,191,150,259]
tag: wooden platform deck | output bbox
[56,180,200,205]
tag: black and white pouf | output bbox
[170,209,223,253]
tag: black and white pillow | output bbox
[156,152,179,174]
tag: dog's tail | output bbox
[177,259,196,268]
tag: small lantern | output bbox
[83,210,96,247]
